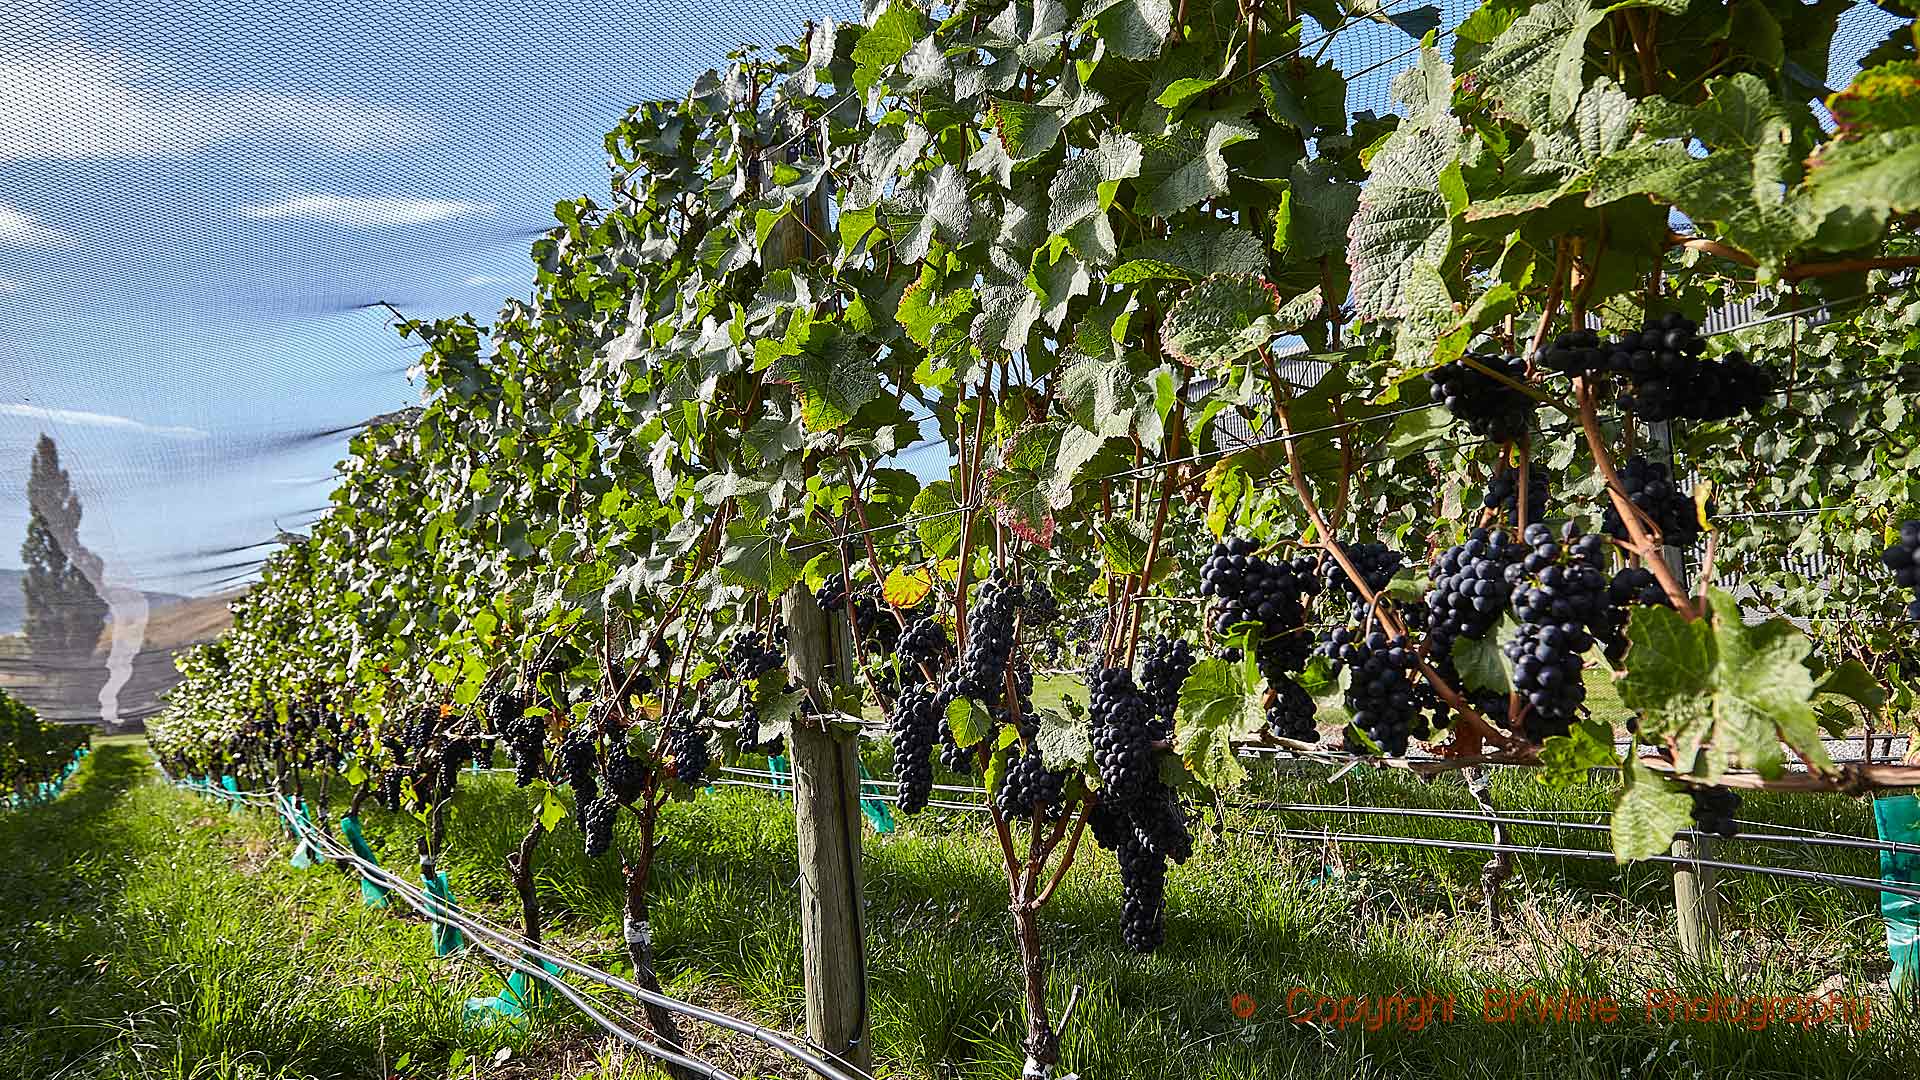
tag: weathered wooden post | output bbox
[782,583,871,1075]
[1648,419,1721,965]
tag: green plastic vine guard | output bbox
[856,761,894,835]
[1874,794,1920,991]
[766,754,895,833]
[337,816,391,908]
[463,959,564,1025]
[220,775,242,813]
[422,870,466,956]
[285,798,326,868]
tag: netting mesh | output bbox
[0,0,1905,725]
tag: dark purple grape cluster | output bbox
[665,716,710,785]
[938,722,972,773]
[1085,768,1192,953]
[888,685,940,813]
[1320,628,1417,755]
[814,572,848,613]
[1536,328,1605,375]
[1138,635,1195,738]
[1319,542,1402,603]
[1603,456,1701,548]
[1425,353,1537,441]
[995,746,1069,820]
[957,572,1020,701]
[490,690,544,787]
[1264,676,1318,742]
[1602,566,1673,663]
[844,583,902,652]
[1503,523,1610,741]
[897,616,951,672]
[1090,668,1157,803]
[582,794,619,857]
[1021,579,1060,627]
[1689,786,1742,838]
[724,627,786,681]
[434,737,475,793]
[603,737,645,805]
[1426,528,1525,651]
[1544,313,1770,421]
[557,730,600,826]
[1878,520,1920,621]
[1115,836,1168,952]
[1483,468,1549,523]
[1200,537,1320,677]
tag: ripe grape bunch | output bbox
[725,627,786,681]
[1425,354,1537,441]
[1503,523,1610,741]
[582,794,620,857]
[1602,566,1672,663]
[1483,468,1549,523]
[995,745,1069,821]
[896,616,951,674]
[490,689,545,787]
[957,571,1020,701]
[1542,313,1771,422]
[1264,675,1318,742]
[1137,635,1195,739]
[1089,667,1156,804]
[1319,628,1417,755]
[1319,541,1402,604]
[1688,786,1742,838]
[1878,520,1920,621]
[665,715,710,785]
[888,685,940,813]
[814,572,848,613]
[1602,456,1701,548]
[1200,537,1319,675]
[1021,579,1060,627]
[556,730,600,826]
[1425,528,1525,652]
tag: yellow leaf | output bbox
[1694,480,1715,533]
[883,566,933,608]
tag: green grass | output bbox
[8,745,1920,1080]
[0,745,633,1080]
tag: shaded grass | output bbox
[0,745,549,1080]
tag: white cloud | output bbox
[0,403,208,439]
[239,194,492,227]
[0,204,70,246]
[0,277,23,293]
[0,40,436,159]
[463,274,511,286]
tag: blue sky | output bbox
[0,0,1903,598]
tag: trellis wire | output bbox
[170,769,873,1080]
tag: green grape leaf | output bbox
[1160,273,1281,368]
[948,696,993,747]
[1035,706,1095,771]
[1611,759,1696,862]
[1174,657,1265,791]
[1538,717,1616,787]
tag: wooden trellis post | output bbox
[1648,419,1721,965]
[782,583,872,1076]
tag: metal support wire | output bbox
[185,777,871,1080]
[296,814,873,1080]
[1229,825,1920,902]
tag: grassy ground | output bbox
[8,743,1920,1079]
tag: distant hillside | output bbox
[0,567,188,635]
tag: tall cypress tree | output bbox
[21,435,107,659]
